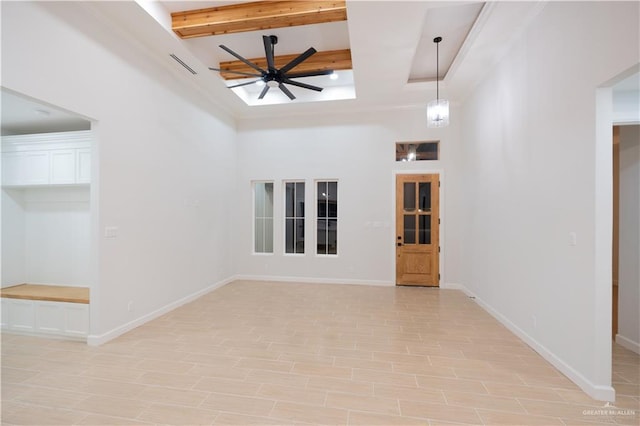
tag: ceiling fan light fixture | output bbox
[427,36,450,128]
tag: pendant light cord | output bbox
[434,36,442,102]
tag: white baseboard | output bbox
[234,275,394,287]
[616,333,640,355]
[452,283,615,402]
[87,276,234,346]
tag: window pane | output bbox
[254,182,274,253]
[285,218,295,253]
[396,142,439,161]
[295,182,305,217]
[318,181,327,217]
[328,181,337,217]
[404,215,416,244]
[295,218,305,253]
[327,219,337,254]
[419,215,431,244]
[419,182,431,212]
[264,182,273,217]
[255,218,264,252]
[317,181,338,255]
[285,182,305,254]
[403,183,415,211]
[286,183,295,217]
[317,219,327,254]
[255,184,264,217]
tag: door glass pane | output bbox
[404,215,416,244]
[403,183,416,211]
[419,215,431,244]
[419,182,431,212]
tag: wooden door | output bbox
[396,174,439,286]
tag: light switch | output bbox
[105,226,119,239]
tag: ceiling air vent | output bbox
[169,53,197,75]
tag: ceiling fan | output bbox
[209,35,334,100]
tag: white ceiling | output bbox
[1,89,90,136]
[129,0,526,118]
[3,0,638,131]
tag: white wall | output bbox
[23,187,91,287]
[1,187,90,288]
[235,108,464,286]
[617,125,640,353]
[613,90,640,125]
[1,2,237,341]
[1,189,26,286]
[458,2,639,400]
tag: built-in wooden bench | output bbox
[1,284,90,340]
[0,284,89,304]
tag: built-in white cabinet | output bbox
[1,131,91,187]
[1,298,89,340]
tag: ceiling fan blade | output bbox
[279,47,317,74]
[282,78,323,92]
[285,69,335,79]
[209,67,262,78]
[263,35,276,72]
[227,80,262,89]
[219,45,265,74]
[258,85,270,99]
[278,83,296,100]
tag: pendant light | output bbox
[427,36,449,128]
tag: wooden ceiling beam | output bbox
[217,49,352,80]
[172,1,347,39]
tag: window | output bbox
[285,181,305,254]
[396,141,439,161]
[317,181,338,255]
[254,182,273,253]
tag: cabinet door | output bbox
[1,152,25,186]
[35,301,65,333]
[24,151,50,185]
[76,149,91,184]
[50,150,76,184]
[8,299,35,332]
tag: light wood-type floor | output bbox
[1,280,638,425]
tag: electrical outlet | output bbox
[127,301,133,312]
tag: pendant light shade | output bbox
[427,36,449,128]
